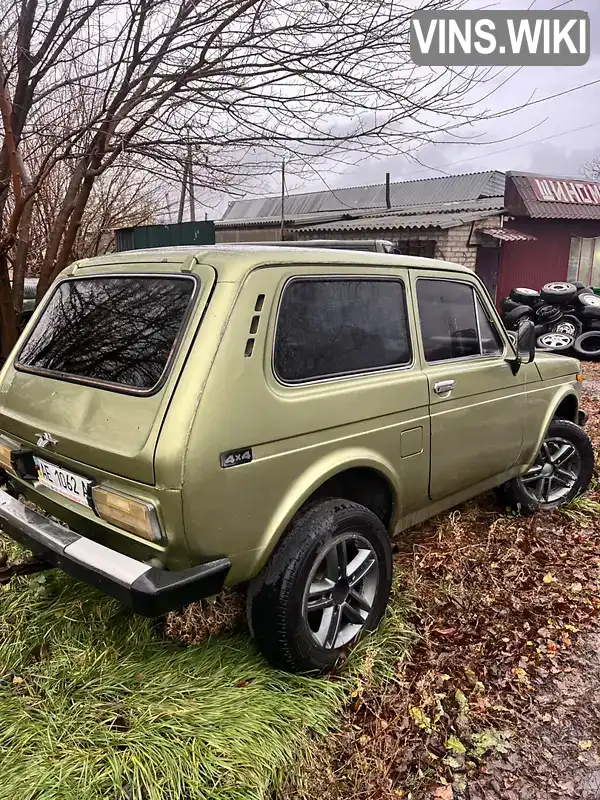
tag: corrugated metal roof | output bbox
[509,172,600,220]
[216,197,505,230]
[296,209,499,233]
[479,227,536,242]
[215,209,360,229]
[222,170,506,222]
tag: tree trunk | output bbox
[0,253,18,359]
[36,161,87,299]
[50,173,96,281]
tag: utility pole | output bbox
[280,158,285,240]
[177,160,189,224]
[187,139,196,222]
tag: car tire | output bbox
[573,331,600,359]
[535,304,563,325]
[501,297,521,314]
[509,287,540,305]
[573,281,589,291]
[498,419,594,515]
[577,306,600,322]
[534,323,550,337]
[247,499,393,673]
[503,304,534,330]
[551,314,583,339]
[578,293,600,309]
[536,332,575,352]
[540,282,578,304]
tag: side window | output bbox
[417,279,480,361]
[274,278,411,383]
[476,295,503,356]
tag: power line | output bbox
[403,118,600,178]
[495,77,600,117]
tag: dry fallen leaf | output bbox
[543,573,558,584]
[433,786,453,800]
[579,741,593,751]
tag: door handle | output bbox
[433,379,456,395]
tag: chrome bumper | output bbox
[0,490,230,616]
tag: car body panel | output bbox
[409,269,527,501]
[180,263,430,581]
[0,262,216,484]
[0,246,583,596]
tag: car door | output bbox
[412,272,527,502]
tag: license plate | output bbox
[34,456,92,508]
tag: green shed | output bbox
[115,221,215,251]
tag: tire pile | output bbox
[501,282,600,360]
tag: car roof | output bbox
[69,244,473,281]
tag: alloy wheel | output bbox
[537,332,573,350]
[521,437,582,504]
[302,532,379,650]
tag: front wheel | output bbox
[247,499,393,673]
[499,419,594,515]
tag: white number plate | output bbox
[34,456,92,508]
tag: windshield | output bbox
[17,275,197,393]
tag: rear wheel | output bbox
[499,419,594,515]
[247,499,393,673]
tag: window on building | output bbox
[274,278,411,382]
[568,237,600,286]
[417,279,502,362]
[393,240,437,258]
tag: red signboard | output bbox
[529,176,600,205]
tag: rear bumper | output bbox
[0,490,230,616]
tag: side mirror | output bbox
[509,318,535,373]
[517,318,536,363]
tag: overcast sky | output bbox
[203,0,600,217]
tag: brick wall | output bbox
[215,225,281,243]
[434,216,502,269]
[215,217,502,267]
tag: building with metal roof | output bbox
[220,170,506,225]
[215,171,509,295]
[494,171,600,303]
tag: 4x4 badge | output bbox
[220,448,253,468]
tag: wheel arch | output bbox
[250,449,400,576]
[523,387,580,470]
[554,393,579,424]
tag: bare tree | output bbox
[0,0,514,357]
[582,158,600,182]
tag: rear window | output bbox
[17,275,196,392]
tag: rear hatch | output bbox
[0,261,215,484]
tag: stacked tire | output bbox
[500,282,600,360]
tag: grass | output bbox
[0,538,413,800]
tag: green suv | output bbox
[0,246,593,672]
